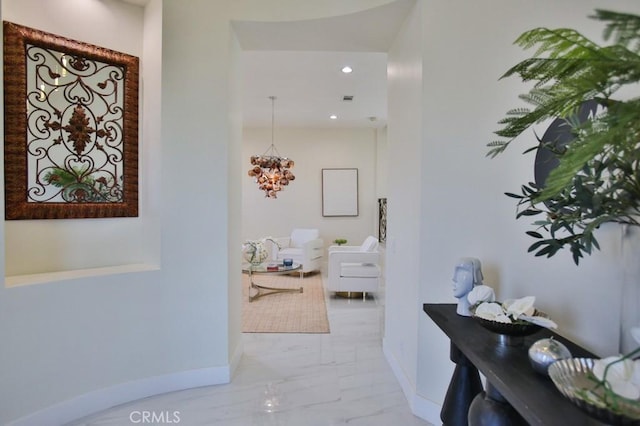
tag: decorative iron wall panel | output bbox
[378,197,387,243]
[4,21,139,219]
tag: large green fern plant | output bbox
[489,9,640,265]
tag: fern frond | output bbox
[496,90,585,140]
[486,141,509,158]
[593,9,640,53]
[505,107,530,116]
[518,89,553,107]
[514,27,600,59]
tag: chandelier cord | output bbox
[262,96,280,158]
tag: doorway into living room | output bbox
[233,3,411,331]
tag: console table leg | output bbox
[441,342,483,426]
[468,382,527,426]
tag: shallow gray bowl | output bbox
[548,357,640,425]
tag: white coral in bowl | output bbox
[473,296,558,329]
[467,285,496,306]
[503,296,536,318]
[592,356,640,400]
[474,302,512,323]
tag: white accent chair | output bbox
[328,236,381,297]
[270,228,324,275]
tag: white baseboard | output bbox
[382,338,441,425]
[8,365,234,426]
[229,338,244,379]
[410,392,442,425]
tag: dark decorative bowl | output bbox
[471,314,543,337]
[470,304,546,337]
[549,358,640,425]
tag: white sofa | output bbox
[327,236,380,297]
[270,228,324,274]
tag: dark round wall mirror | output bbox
[534,99,603,188]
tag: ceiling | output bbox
[122,0,415,128]
[234,0,415,128]
[239,51,388,128]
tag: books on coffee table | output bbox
[266,263,281,271]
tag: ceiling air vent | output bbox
[342,95,354,102]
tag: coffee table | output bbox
[242,262,303,302]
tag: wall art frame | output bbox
[322,168,359,217]
[3,21,139,220]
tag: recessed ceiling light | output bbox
[341,66,353,74]
[330,114,338,120]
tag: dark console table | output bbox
[424,304,603,426]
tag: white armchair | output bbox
[270,228,324,275]
[328,236,381,297]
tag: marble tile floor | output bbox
[67,286,433,426]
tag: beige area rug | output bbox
[242,271,330,333]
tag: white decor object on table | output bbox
[528,337,572,376]
[242,238,272,266]
[472,296,558,329]
[467,285,496,306]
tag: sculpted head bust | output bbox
[452,257,484,316]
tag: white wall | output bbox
[0,1,401,424]
[384,0,435,418]
[3,0,159,277]
[227,21,245,380]
[0,1,170,424]
[380,0,640,424]
[242,127,379,248]
[375,125,388,199]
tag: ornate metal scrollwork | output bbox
[4,21,139,219]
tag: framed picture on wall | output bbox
[3,21,139,219]
[322,168,358,217]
